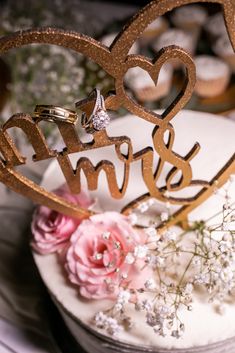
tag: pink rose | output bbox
[31,185,94,254]
[66,212,150,299]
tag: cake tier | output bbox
[34,110,235,353]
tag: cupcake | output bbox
[125,64,173,102]
[139,17,169,46]
[194,55,231,98]
[101,32,139,55]
[152,29,195,68]
[213,34,235,72]
[204,13,228,40]
[171,4,208,30]
[171,5,207,44]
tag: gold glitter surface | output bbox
[0,0,234,230]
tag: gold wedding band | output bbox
[34,105,78,124]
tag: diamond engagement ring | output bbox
[77,88,110,133]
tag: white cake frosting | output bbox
[152,29,194,55]
[172,5,208,27]
[194,55,230,81]
[34,110,235,351]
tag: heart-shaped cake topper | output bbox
[0,0,234,231]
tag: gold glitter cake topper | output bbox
[0,0,234,230]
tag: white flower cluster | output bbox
[114,290,131,311]
[125,245,149,265]
[94,312,122,336]
[133,281,193,338]
[94,177,235,339]
[129,198,171,228]
[192,225,235,304]
[94,290,133,335]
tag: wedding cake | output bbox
[32,110,235,353]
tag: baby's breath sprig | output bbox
[94,176,235,339]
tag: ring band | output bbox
[76,89,110,132]
[34,105,78,124]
